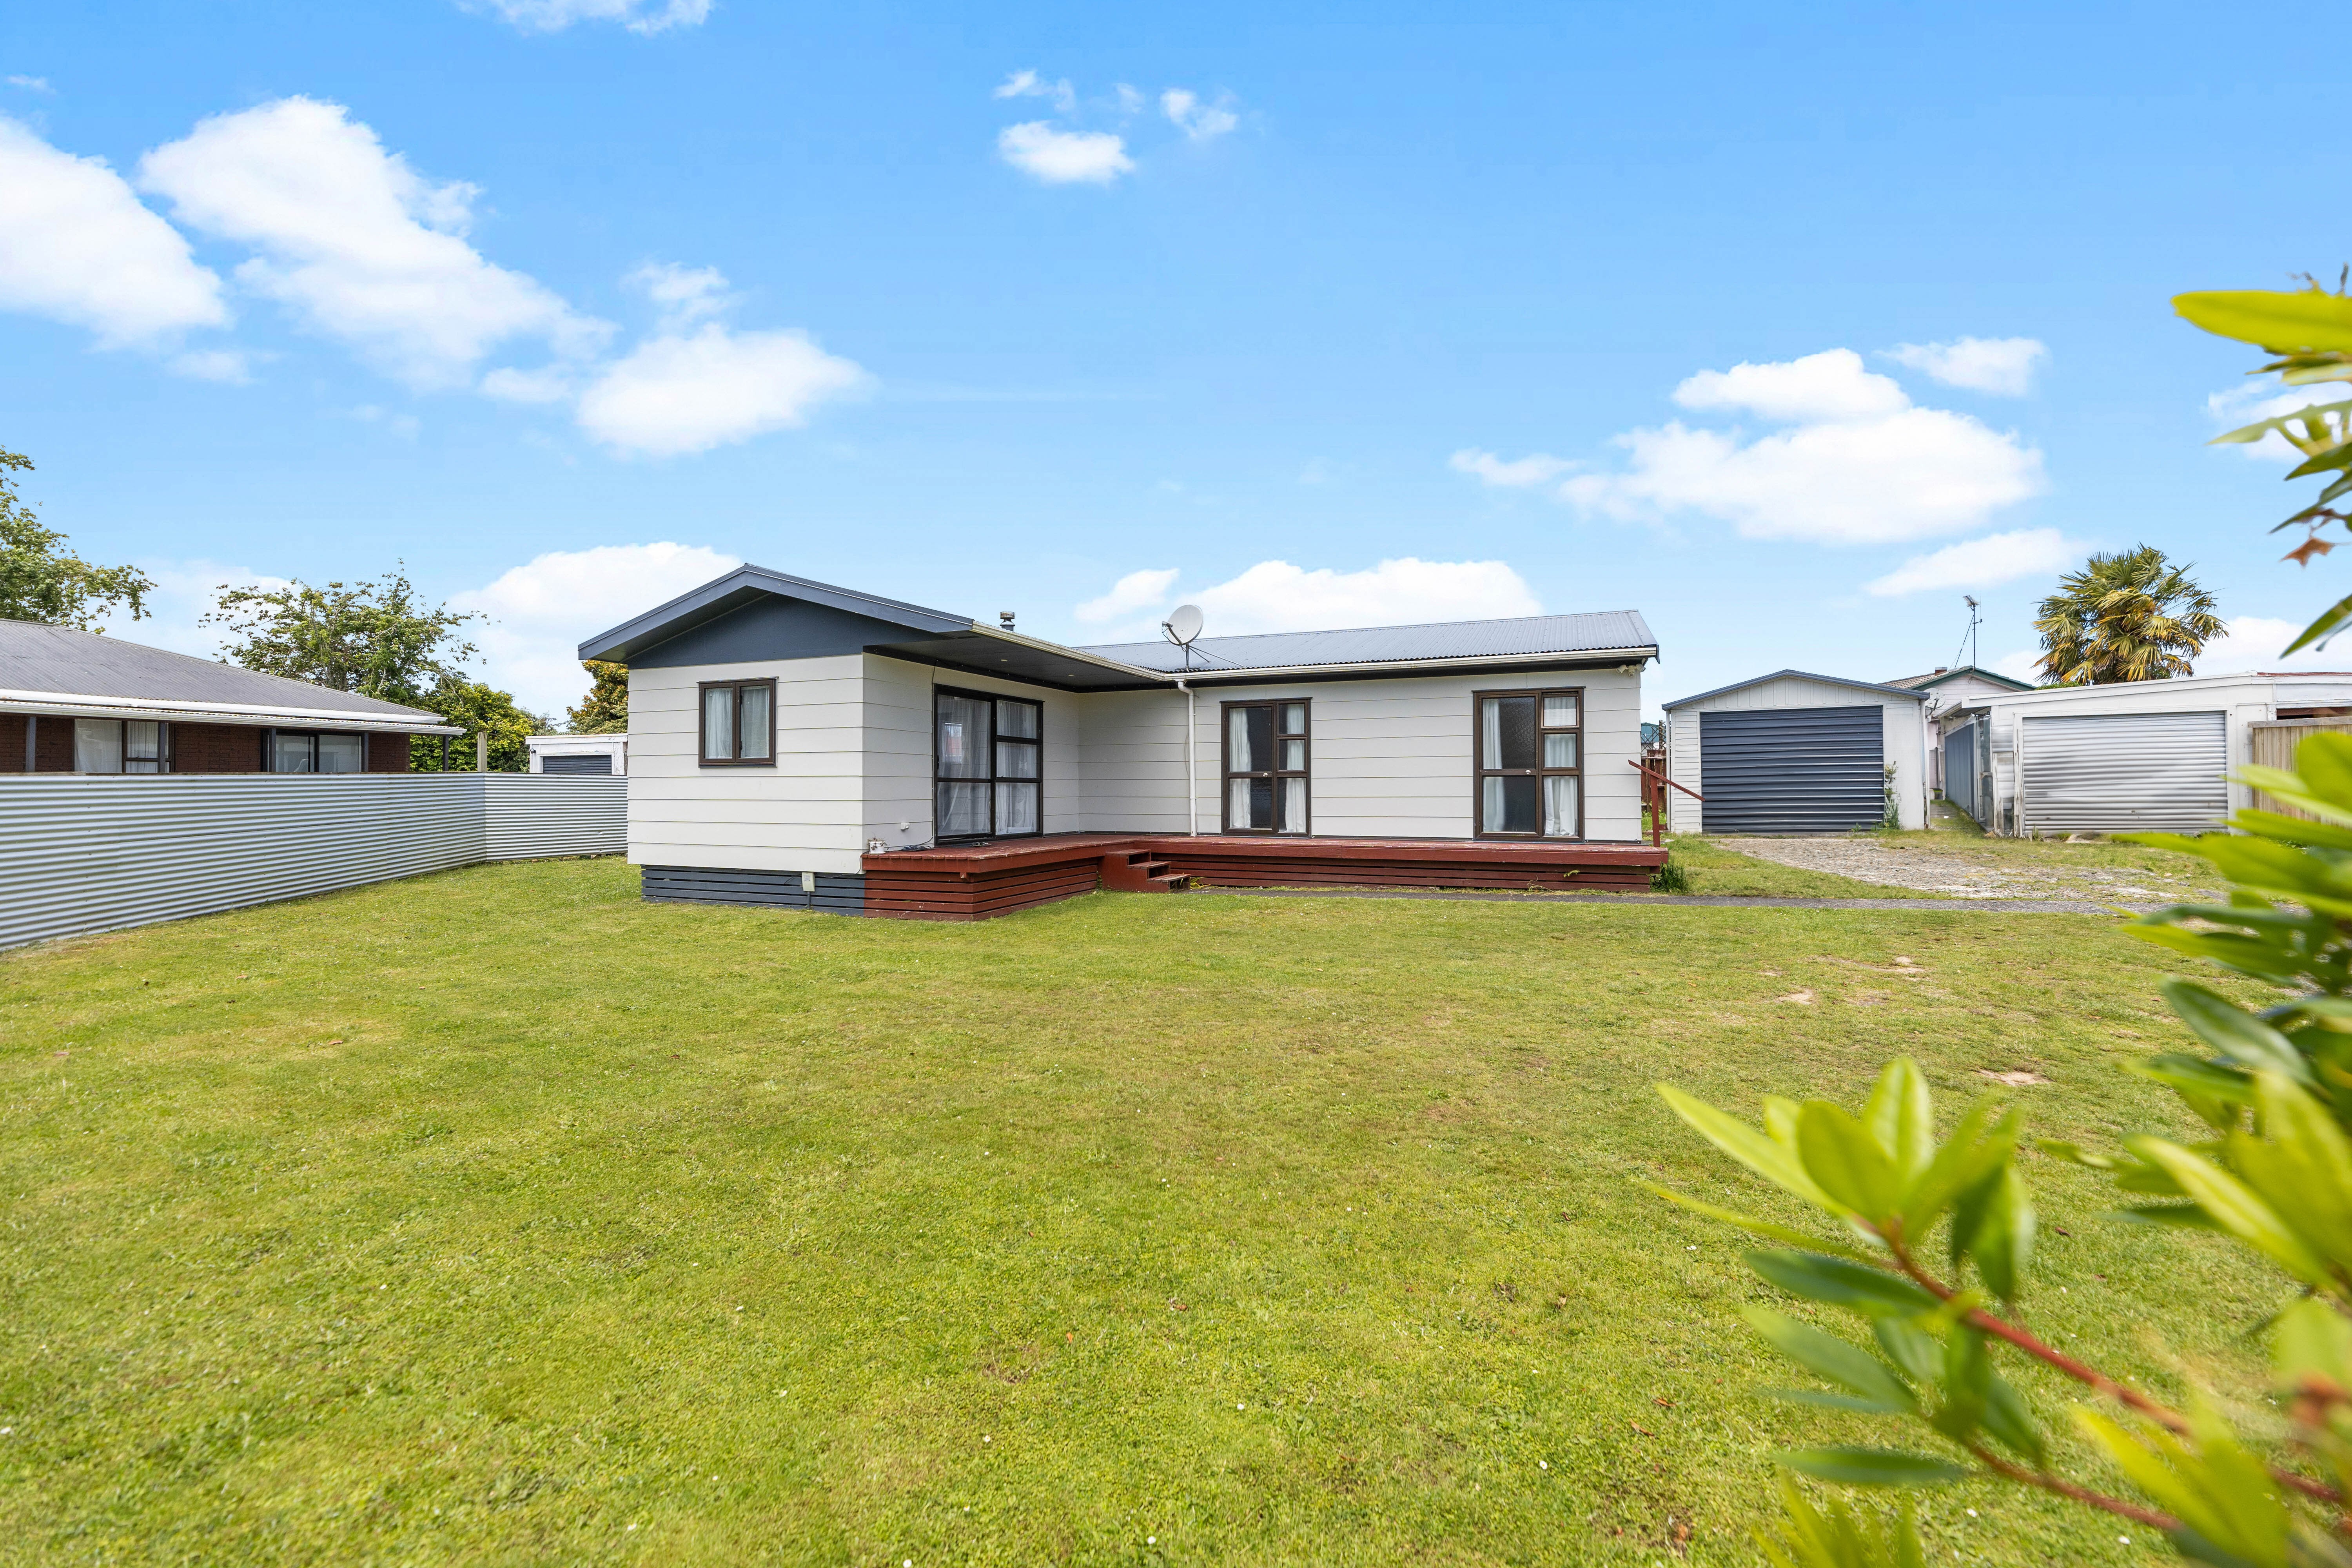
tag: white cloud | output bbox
[1450,448,1573,488]
[575,323,867,456]
[479,365,575,403]
[468,0,710,34]
[1075,567,1179,624]
[1191,558,1541,635]
[1884,337,2046,396]
[7,76,54,94]
[626,260,733,328]
[997,122,1132,185]
[0,116,228,347]
[1674,348,1908,422]
[169,348,251,383]
[457,542,740,713]
[2207,379,2352,463]
[993,69,1076,114]
[1865,528,2079,597]
[1992,648,2042,683]
[1115,84,1144,114]
[138,97,608,388]
[1559,348,2045,544]
[1162,89,1237,142]
[2196,614,2352,673]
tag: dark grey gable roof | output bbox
[1884,664,2036,693]
[578,564,971,664]
[1662,668,1929,710]
[0,618,440,719]
[1078,610,1657,674]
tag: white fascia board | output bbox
[1182,646,1660,682]
[0,690,461,735]
[959,624,1178,682]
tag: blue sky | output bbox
[0,1,2339,715]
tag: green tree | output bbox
[567,660,628,733]
[203,567,477,704]
[2031,546,2222,685]
[0,446,153,629]
[408,677,544,772]
[1654,735,2352,1564]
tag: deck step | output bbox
[1149,871,1192,892]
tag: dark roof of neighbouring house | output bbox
[1883,664,2036,693]
[1076,610,1658,674]
[0,618,443,720]
[1661,668,1931,710]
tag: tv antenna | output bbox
[1955,595,1981,670]
[1161,603,1204,671]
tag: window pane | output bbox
[937,695,988,778]
[318,733,364,774]
[1543,693,1579,728]
[1227,706,1255,773]
[1544,732,1579,769]
[995,741,1038,779]
[1481,775,1504,833]
[1483,773,1539,833]
[1229,776,1255,828]
[1250,777,1274,830]
[74,719,122,774]
[738,686,771,759]
[1493,695,1539,770]
[702,687,735,760]
[1279,703,1306,735]
[995,781,1039,834]
[271,733,313,773]
[1279,738,1305,772]
[938,781,989,837]
[125,720,162,773]
[1544,775,1579,837]
[1246,707,1274,771]
[996,700,1038,739]
[1280,777,1307,835]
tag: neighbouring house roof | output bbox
[0,618,459,734]
[1883,664,2036,693]
[1076,610,1658,676]
[579,566,1659,690]
[1661,668,1930,711]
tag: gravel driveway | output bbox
[1706,835,2215,902]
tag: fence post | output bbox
[476,732,488,773]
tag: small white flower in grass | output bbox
[982,1436,990,1443]
[626,1523,637,1531]
[1236,1402,1245,1410]
[1538,1460,1548,1470]
[1966,1508,1977,1517]
[2120,1539,2131,1546]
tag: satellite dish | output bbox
[1161,604,1204,646]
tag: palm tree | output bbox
[2033,546,2223,684]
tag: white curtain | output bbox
[1480,698,1502,769]
[1228,706,1254,771]
[1544,775,1579,838]
[1229,777,1254,829]
[738,685,771,759]
[1281,777,1306,834]
[73,719,121,774]
[702,687,733,760]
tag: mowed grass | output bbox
[0,860,2268,1564]
[1652,837,1940,899]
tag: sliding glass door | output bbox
[1222,701,1309,834]
[935,688,1042,841]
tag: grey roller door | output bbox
[2020,711,2227,835]
[1942,720,1982,825]
[1700,705,1885,835]
[540,754,613,775]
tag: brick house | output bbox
[0,618,461,773]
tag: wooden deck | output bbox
[859,832,1667,920]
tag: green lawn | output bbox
[0,860,2265,1563]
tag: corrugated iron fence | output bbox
[0,773,624,951]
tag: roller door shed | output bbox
[2020,711,2226,835]
[1700,706,1884,834]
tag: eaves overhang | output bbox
[0,690,462,735]
[577,564,975,664]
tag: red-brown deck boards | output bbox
[860,833,1666,919]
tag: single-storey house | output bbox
[0,617,459,773]
[1661,671,1929,835]
[527,733,629,775]
[1939,669,2352,835]
[576,565,1666,918]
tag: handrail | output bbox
[1629,759,1702,800]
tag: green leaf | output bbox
[2114,1203,2225,1231]
[1763,1387,1919,1416]
[1872,1316,1941,1386]
[2126,1135,2333,1289]
[2288,591,2352,657]
[1963,1165,2034,1305]
[1744,1308,1918,1414]
[1781,1447,1967,1488]
[2176,289,2352,354]
[1657,1085,1837,1211]
[1863,1058,1935,1183]
[1929,1326,1989,1444]
[1746,1250,1939,1316]
[1640,1182,1876,1262]
[1898,1100,2007,1238]
[2035,1138,2121,1169]
[1980,1372,2045,1467]
[2273,1297,2352,1395]
[2294,732,2352,809]
[2232,1072,2352,1268]
[2163,980,2312,1084]
[1798,1100,1903,1225]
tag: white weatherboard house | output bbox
[577,566,1666,918]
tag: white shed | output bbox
[526,733,628,775]
[1661,670,1929,835]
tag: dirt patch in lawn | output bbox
[1704,835,2217,902]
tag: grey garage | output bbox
[1662,670,1929,835]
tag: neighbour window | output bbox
[125,720,164,773]
[1223,701,1309,834]
[1475,689,1582,838]
[935,688,1042,840]
[698,680,775,766]
[267,730,367,773]
[71,719,170,774]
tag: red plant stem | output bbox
[1967,1445,2180,1531]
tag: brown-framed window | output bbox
[1222,699,1309,835]
[699,680,776,767]
[261,729,366,774]
[1474,688,1582,838]
[934,687,1042,840]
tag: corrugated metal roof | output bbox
[0,618,441,720]
[1076,610,1656,673]
[1662,668,1929,710]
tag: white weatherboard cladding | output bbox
[863,657,1083,850]
[1663,676,1927,833]
[2018,712,2228,835]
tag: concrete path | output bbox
[1210,887,2151,915]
